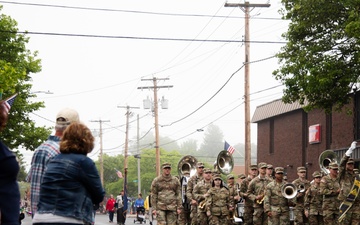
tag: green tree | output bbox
[0,6,50,153]
[98,149,184,198]
[197,124,224,163]
[179,139,198,155]
[273,0,360,112]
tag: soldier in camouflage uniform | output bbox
[178,171,191,225]
[247,162,272,225]
[186,162,204,225]
[304,171,323,225]
[319,162,340,225]
[292,166,310,225]
[151,162,183,225]
[240,164,258,225]
[227,174,241,224]
[205,173,234,225]
[338,141,360,225]
[193,168,213,225]
[266,164,274,180]
[264,167,291,225]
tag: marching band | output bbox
[149,141,360,225]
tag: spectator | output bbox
[32,122,105,225]
[106,194,116,223]
[116,190,126,225]
[27,108,80,217]
[0,95,20,225]
[135,193,144,208]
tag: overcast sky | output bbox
[1,0,289,168]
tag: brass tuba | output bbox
[215,150,234,175]
[178,155,198,206]
[319,150,339,175]
[281,183,298,199]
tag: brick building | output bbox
[251,94,360,181]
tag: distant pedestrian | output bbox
[116,190,126,225]
[27,108,80,217]
[0,95,21,225]
[106,194,116,223]
[32,122,105,225]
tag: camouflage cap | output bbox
[227,174,235,179]
[162,162,172,169]
[329,162,339,169]
[203,168,211,173]
[267,164,273,169]
[275,167,284,174]
[258,162,267,169]
[197,162,204,168]
[238,173,246,179]
[213,174,222,180]
[347,158,355,164]
[250,164,258,170]
[312,171,321,178]
[297,166,306,172]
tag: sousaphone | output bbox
[216,150,234,175]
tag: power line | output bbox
[0,1,285,20]
[2,30,286,44]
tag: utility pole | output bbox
[225,1,270,175]
[138,77,173,176]
[90,119,110,185]
[137,114,141,194]
[118,106,139,170]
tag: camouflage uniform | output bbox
[240,176,254,225]
[304,172,323,225]
[292,167,311,225]
[205,175,233,225]
[264,168,290,225]
[193,178,212,225]
[319,163,340,225]
[247,163,271,225]
[151,163,183,225]
[178,173,191,225]
[227,174,238,225]
[186,162,204,225]
[338,156,360,224]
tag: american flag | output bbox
[115,168,123,178]
[3,94,17,114]
[225,141,235,155]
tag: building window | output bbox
[270,119,274,154]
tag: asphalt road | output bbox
[22,213,157,225]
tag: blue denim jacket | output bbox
[37,153,105,224]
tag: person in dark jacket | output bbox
[0,95,20,225]
[32,122,105,225]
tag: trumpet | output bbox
[298,184,305,193]
[256,195,265,204]
[198,200,206,210]
[256,193,265,205]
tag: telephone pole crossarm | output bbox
[225,3,270,8]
